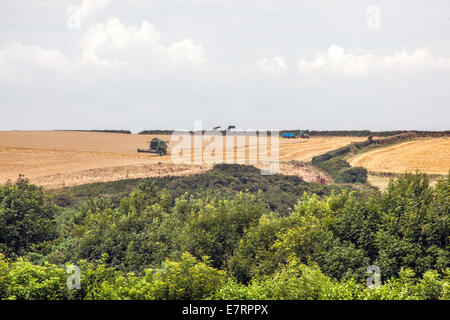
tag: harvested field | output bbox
[348,138,450,175]
[0,131,363,189]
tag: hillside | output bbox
[55,163,343,213]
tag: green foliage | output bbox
[86,252,227,300]
[0,252,226,300]
[213,257,354,300]
[57,164,340,213]
[62,129,131,134]
[286,130,449,138]
[0,176,57,257]
[140,130,449,138]
[0,255,69,300]
[52,186,270,273]
[179,192,269,268]
[312,147,368,184]
[270,193,370,281]
[229,212,287,283]
[310,134,428,185]
[1,253,448,300]
[214,257,449,300]
[138,252,227,300]
[335,167,368,184]
[0,168,448,300]
[72,188,172,271]
[375,173,449,279]
[314,158,349,177]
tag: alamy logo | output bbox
[366,5,381,30]
[170,121,280,175]
[67,5,82,30]
[66,264,81,290]
[366,265,381,289]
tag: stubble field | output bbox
[348,137,450,189]
[348,138,450,175]
[0,131,364,189]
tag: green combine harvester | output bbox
[137,137,168,156]
[298,132,310,139]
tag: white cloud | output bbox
[1,1,450,131]
[0,17,209,85]
[81,18,206,66]
[80,48,126,69]
[168,39,206,64]
[0,42,75,83]
[82,18,160,51]
[2,31,450,88]
[297,45,450,77]
[80,0,111,21]
[255,56,287,73]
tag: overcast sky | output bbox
[0,0,449,131]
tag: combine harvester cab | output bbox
[137,137,168,156]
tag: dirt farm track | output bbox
[0,131,365,189]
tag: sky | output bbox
[0,0,449,132]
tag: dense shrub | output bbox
[1,253,448,300]
[0,169,448,300]
[57,163,341,214]
[311,138,371,184]
[335,167,368,184]
[0,254,69,300]
[214,257,449,300]
[0,177,58,257]
[375,173,450,279]
[314,158,350,176]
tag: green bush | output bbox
[335,167,368,184]
[81,252,227,300]
[0,177,57,257]
[0,169,449,300]
[57,163,339,214]
[0,256,69,300]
